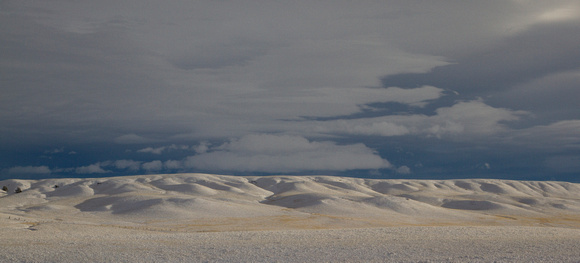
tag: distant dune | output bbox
[2,173,580,231]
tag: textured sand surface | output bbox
[2,225,580,262]
[1,173,580,262]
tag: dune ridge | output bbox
[2,173,580,231]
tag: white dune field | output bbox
[1,173,580,262]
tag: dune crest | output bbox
[1,173,580,231]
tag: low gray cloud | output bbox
[396,166,411,174]
[114,160,142,171]
[137,145,190,155]
[142,160,163,173]
[75,163,110,174]
[311,100,528,139]
[184,134,390,173]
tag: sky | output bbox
[2,1,580,182]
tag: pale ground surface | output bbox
[1,173,580,262]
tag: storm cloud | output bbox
[1,1,580,181]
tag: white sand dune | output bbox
[2,173,580,262]
[2,173,580,229]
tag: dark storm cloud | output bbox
[494,70,580,122]
[381,21,580,98]
[1,1,580,179]
[1,0,451,145]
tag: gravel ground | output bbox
[1,225,579,262]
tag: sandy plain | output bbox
[1,173,580,262]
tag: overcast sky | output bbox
[2,1,580,181]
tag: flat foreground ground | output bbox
[1,224,580,262]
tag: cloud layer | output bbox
[1,1,580,180]
[184,134,390,173]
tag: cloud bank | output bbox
[1,1,580,180]
[184,134,390,173]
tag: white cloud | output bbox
[184,134,390,173]
[396,166,412,174]
[137,147,165,155]
[317,121,411,137]
[142,160,163,172]
[538,6,580,22]
[311,100,528,139]
[431,100,526,136]
[137,144,190,154]
[504,3,580,32]
[7,166,51,174]
[163,160,183,170]
[193,142,210,154]
[75,163,110,174]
